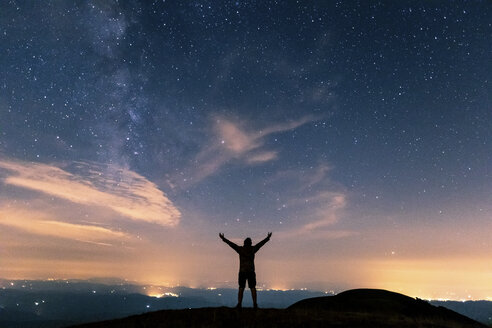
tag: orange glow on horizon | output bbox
[361,257,492,300]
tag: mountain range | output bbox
[70,289,486,328]
[1,280,491,327]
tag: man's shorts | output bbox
[238,271,256,288]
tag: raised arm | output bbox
[254,232,272,252]
[219,233,240,252]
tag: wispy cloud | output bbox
[269,164,333,191]
[0,159,180,227]
[215,115,315,156]
[176,115,317,186]
[0,206,129,246]
[246,151,278,164]
[299,192,346,232]
[277,191,351,240]
[268,163,353,240]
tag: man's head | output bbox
[244,237,252,246]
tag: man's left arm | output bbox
[220,233,240,252]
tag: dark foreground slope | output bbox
[70,289,486,328]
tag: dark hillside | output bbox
[70,289,486,328]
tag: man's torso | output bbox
[237,246,255,272]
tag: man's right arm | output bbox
[219,233,240,252]
[254,232,272,252]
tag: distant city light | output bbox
[147,292,179,298]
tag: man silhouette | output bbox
[219,232,272,309]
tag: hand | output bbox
[219,233,225,240]
[267,232,272,239]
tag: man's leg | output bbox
[237,287,244,308]
[249,272,258,308]
[251,287,257,308]
[237,272,246,308]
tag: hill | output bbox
[0,279,328,328]
[431,300,492,326]
[70,289,486,328]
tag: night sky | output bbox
[0,1,491,300]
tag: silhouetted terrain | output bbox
[1,280,491,327]
[431,300,492,326]
[70,289,486,328]
[0,279,325,328]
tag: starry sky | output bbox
[0,1,491,300]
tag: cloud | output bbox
[276,191,348,240]
[215,119,260,154]
[214,115,316,156]
[267,164,352,240]
[179,115,318,185]
[299,192,346,232]
[246,151,278,164]
[0,206,129,246]
[270,164,333,191]
[0,159,180,227]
